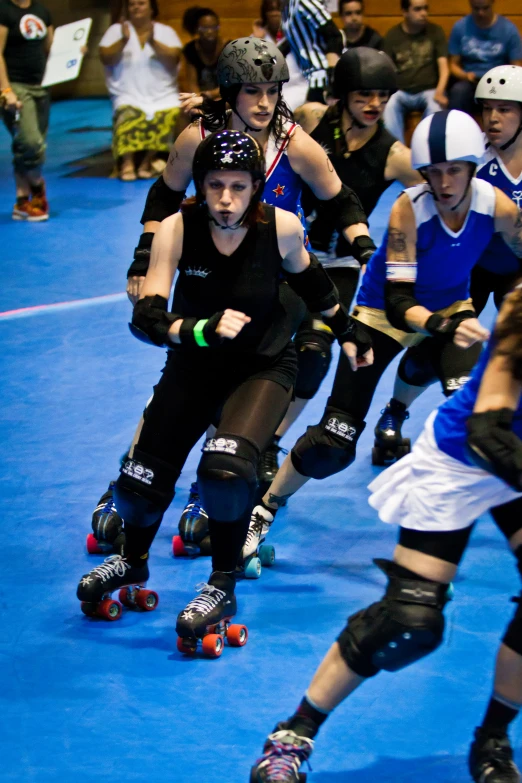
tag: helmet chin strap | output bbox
[500,122,522,151]
[208,208,250,231]
[231,103,263,134]
[344,99,367,130]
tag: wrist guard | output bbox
[324,184,368,232]
[351,235,377,264]
[323,304,373,357]
[426,310,476,341]
[285,253,339,312]
[127,232,154,278]
[129,295,179,347]
[178,312,225,348]
[466,409,522,491]
[140,177,185,225]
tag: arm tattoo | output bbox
[326,156,334,173]
[387,228,409,260]
[168,149,180,166]
[506,212,522,258]
[267,492,294,508]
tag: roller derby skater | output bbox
[252,282,522,782]
[77,131,372,647]
[372,398,410,466]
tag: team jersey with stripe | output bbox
[357,178,497,312]
[476,147,521,275]
[282,0,330,83]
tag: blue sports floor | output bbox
[1,99,517,782]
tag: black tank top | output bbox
[309,107,397,258]
[172,204,293,357]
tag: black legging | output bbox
[470,265,519,316]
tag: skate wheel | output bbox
[371,446,387,467]
[244,556,262,579]
[97,598,122,621]
[135,589,159,611]
[172,535,187,557]
[227,624,248,647]
[177,636,197,655]
[80,601,97,617]
[86,533,102,554]
[259,545,275,567]
[202,633,224,658]
[118,587,135,607]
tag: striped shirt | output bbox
[282,0,330,84]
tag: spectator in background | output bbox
[99,0,181,181]
[383,0,448,143]
[448,0,522,115]
[180,6,224,101]
[339,0,384,51]
[0,0,53,221]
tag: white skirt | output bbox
[368,411,522,532]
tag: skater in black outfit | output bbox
[76,131,373,647]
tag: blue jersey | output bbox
[357,179,497,312]
[476,148,521,275]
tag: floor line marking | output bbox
[0,292,127,320]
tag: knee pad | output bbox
[115,447,177,527]
[503,546,522,656]
[337,559,450,677]
[197,434,259,522]
[294,327,334,400]
[397,346,437,388]
[442,373,472,397]
[291,406,365,479]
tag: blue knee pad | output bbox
[114,447,177,527]
[197,434,259,522]
[291,407,365,479]
[294,327,334,400]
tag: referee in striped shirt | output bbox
[281,0,343,102]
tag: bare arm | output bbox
[149,29,181,69]
[434,56,449,105]
[449,53,475,82]
[495,188,522,259]
[293,102,327,135]
[179,57,199,94]
[44,25,54,56]
[0,25,11,91]
[384,142,424,186]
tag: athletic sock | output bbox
[123,518,162,566]
[286,693,331,738]
[482,693,521,734]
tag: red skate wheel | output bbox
[172,535,187,557]
[118,587,135,608]
[227,624,248,647]
[86,533,101,554]
[202,633,224,658]
[80,601,97,617]
[97,598,122,621]
[135,589,159,611]
[177,636,197,655]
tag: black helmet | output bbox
[217,37,289,88]
[333,47,397,99]
[192,130,266,205]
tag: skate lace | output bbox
[256,732,313,781]
[89,555,130,583]
[244,512,266,548]
[261,446,288,476]
[184,484,206,519]
[185,583,226,615]
[97,494,116,516]
[484,742,517,773]
[379,408,409,429]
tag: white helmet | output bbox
[411,109,485,170]
[475,65,522,103]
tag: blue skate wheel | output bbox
[259,545,275,567]
[244,556,262,579]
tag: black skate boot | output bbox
[77,554,158,621]
[469,727,520,782]
[238,505,276,579]
[87,481,125,554]
[175,572,247,658]
[250,723,314,782]
[172,482,211,557]
[257,438,288,501]
[372,398,411,466]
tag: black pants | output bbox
[470,265,519,316]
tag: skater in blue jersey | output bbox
[250,282,522,782]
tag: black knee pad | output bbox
[441,373,473,397]
[294,327,334,400]
[397,345,437,388]
[337,559,450,677]
[291,406,365,479]
[197,434,259,522]
[115,447,177,528]
[503,546,522,657]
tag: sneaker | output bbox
[29,192,50,221]
[12,196,49,222]
[469,727,520,782]
[251,727,314,782]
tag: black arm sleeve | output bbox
[317,20,343,56]
[384,281,419,333]
[140,176,186,225]
[284,253,339,312]
[278,38,291,57]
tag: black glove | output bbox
[127,232,154,278]
[466,408,522,491]
[351,235,377,264]
[323,304,372,357]
[425,310,476,342]
[178,312,225,348]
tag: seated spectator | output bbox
[448,0,522,115]
[180,6,225,101]
[383,0,448,143]
[99,0,181,182]
[339,0,384,51]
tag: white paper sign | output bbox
[42,18,92,87]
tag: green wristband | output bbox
[193,319,209,347]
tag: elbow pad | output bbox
[127,232,154,278]
[129,295,179,347]
[317,20,343,56]
[324,185,368,232]
[285,253,339,312]
[140,177,185,225]
[384,281,418,333]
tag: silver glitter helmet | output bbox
[217,37,289,88]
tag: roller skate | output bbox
[469,727,520,782]
[86,481,125,554]
[172,482,211,557]
[77,554,158,621]
[250,724,314,782]
[238,505,276,580]
[175,572,247,658]
[257,438,288,501]
[372,398,410,466]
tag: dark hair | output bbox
[260,0,281,26]
[339,0,363,15]
[400,0,411,10]
[123,0,159,19]
[182,6,219,36]
[493,283,522,380]
[180,195,267,228]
